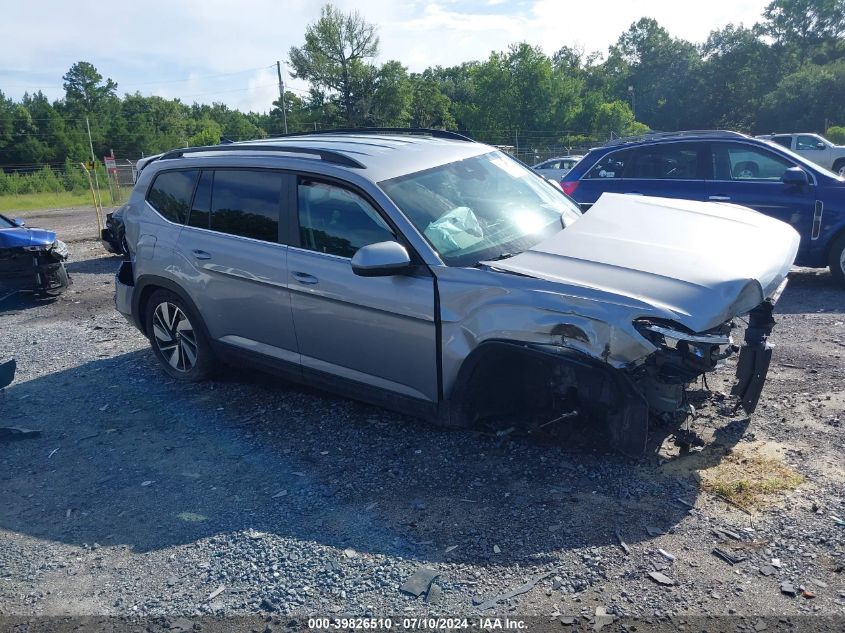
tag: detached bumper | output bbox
[731,279,786,414]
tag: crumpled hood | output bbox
[0,227,56,249]
[485,193,800,332]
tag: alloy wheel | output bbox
[152,302,198,372]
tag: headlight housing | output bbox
[50,239,69,260]
[634,318,735,376]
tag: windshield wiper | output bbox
[485,252,515,262]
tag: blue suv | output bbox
[561,131,845,285]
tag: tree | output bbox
[369,61,412,126]
[62,61,117,115]
[409,77,455,129]
[288,4,379,125]
[762,0,845,63]
[757,62,845,131]
[605,18,701,130]
[688,24,778,129]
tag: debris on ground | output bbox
[0,426,41,440]
[780,581,797,597]
[658,548,675,561]
[593,606,615,630]
[647,571,675,586]
[476,571,553,610]
[425,583,442,605]
[400,568,440,597]
[712,547,747,565]
[207,585,225,600]
[616,531,631,555]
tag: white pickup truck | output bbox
[757,133,845,176]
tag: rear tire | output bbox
[828,233,845,287]
[144,289,214,381]
[834,159,845,178]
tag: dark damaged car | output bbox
[0,214,69,296]
[113,131,799,455]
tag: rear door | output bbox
[707,141,816,256]
[286,176,438,402]
[175,169,299,363]
[617,141,708,201]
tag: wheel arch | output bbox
[133,275,210,341]
[445,339,649,456]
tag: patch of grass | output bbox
[0,191,98,213]
[699,447,804,508]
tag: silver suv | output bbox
[114,130,799,455]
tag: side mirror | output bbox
[782,167,808,186]
[11,217,25,227]
[351,241,412,277]
[816,142,826,150]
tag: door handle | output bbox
[292,271,319,285]
[708,195,731,201]
[192,249,212,260]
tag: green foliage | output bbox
[289,3,380,124]
[826,126,845,144]
[758,62,845,131]
[3,2,845,168]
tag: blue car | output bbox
[0,213,70,295]
[561,130,845,285]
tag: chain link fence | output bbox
[0,159,139,206]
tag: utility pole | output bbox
[277,61,288,134]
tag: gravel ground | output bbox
[0,207,843,624]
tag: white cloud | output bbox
[2,0,770,111]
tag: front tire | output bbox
[828,233,845,287]
[144,289,214,381]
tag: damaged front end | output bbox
[625,280,786,445]
[0,240,70,295]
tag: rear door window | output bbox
[188,170,213,229]
[771,135,792,149]
[147,170,198,224]
[584,149,632,179]
[625,143,703,179]
[209,170,282,242]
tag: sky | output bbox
[2,0,770,113]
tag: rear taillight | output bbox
[560,180,579,196]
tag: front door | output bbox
[707,142,816,257]
[286,176,438,402]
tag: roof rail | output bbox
[273,127,473,142]
[604,129,747,147]
[157,144,366,168]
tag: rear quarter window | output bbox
[147,170,198,224]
